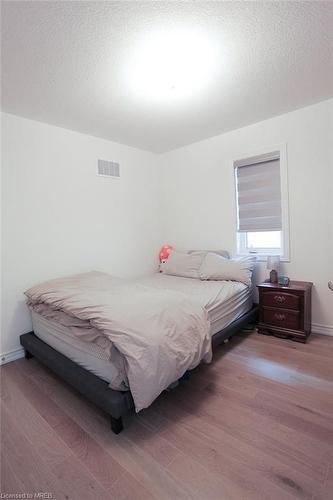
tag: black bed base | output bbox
[20,330,133,434]
[20,304,258,434]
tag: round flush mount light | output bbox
[124,27,218,104]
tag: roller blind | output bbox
[235,151,282,232]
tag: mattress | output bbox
[31,311,128,390]
[139,274,253,335]
[31,274,253,388]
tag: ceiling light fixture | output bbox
[125,28,218,104]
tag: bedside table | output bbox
[257,281,313,343]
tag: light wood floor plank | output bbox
[1,330,332,500]
[16,360,191,500]
[4,362,127,489]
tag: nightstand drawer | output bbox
[262,307,300,330]
[261,291,300,310]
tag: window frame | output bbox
[233,144,290,262]
[237,231,283,257]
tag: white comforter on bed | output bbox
[25,271,212,411]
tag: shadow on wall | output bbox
[11,299,33,336]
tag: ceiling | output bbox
[2,1,333,153]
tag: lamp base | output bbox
[270,270,278,283]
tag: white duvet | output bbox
[25,271,212,411]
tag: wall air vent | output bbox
[97,159,120,178]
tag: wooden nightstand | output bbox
[257,281,313,343]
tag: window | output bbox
[234,147,289,260]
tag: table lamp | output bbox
[267,255,280,283]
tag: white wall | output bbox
[160,99,333,334]
[1,113,161,357]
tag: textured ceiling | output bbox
[2,1,333,153]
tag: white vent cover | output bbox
[97,159,120,178]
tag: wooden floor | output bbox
[1,331,333,500]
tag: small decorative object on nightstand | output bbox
[257,280,312,343]
[278,275,290,286]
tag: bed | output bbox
[20,266,258,434]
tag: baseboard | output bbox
[0,347,25,365]
[312,323,333,336]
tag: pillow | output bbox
[199,254,256,285]
[188,249,230,259]
[162,251,204,279]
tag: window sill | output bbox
[236,253,290,263]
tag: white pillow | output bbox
[162,251,204,279]
[188,249,230,259]
[199,254,256,285]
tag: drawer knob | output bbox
[274,295,286,303]
[274,312,286,321]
